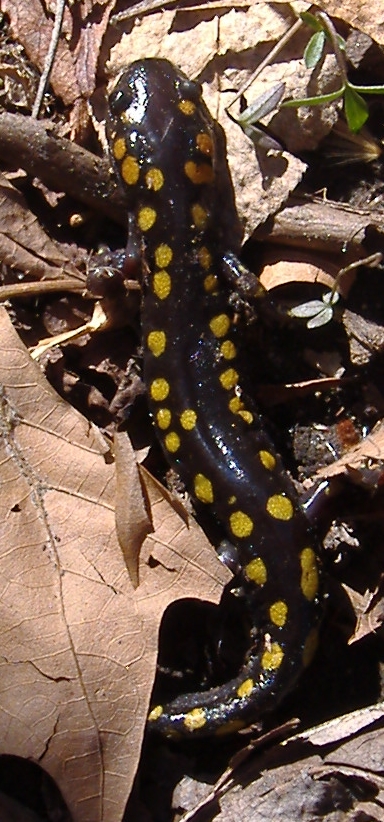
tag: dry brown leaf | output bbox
[318,0,384,45]
[316,421,384,479]
[175,704,384,820]
[295,703,384,746]
[0,307,230,822]
[71,0,116,100]
[0,174,83,283]
[344,584,384,644]
[2,0,79,106]
[114,431,151,589]
[2,0,116,129]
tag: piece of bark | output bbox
[254,195,384,257]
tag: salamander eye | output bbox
[109,86,134,117]
[177,76,203,102]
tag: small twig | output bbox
[31,0,66,118]
[330,252,383,301]
[228,17,304,110]
[111,0,248,25]
[0,279,84,301]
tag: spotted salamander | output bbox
[107,58,322,737]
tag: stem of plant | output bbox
[317,11,349,85]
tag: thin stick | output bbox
[32,0,66,118]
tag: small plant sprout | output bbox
[289,289,339,329]
[282,11,384,133]
[289,253,383,329]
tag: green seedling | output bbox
[282,11,384,133]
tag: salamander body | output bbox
[107,58,322,737]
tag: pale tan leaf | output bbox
[0,307,229,822]
[344,584,384,644]
[114,431,151,589]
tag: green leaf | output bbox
[300,11,323,31]
[234,83,285,150]
[304,31,326,68]
[349,82,384,95]
[282,86,344,108]
[236,83,285,127]
[344,85,369,132]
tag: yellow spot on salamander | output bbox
[150,378,170,402]
[156,408,171,430]
[204,274,218,292]
[198,247,212,270]
[112,136,126,160]
[209,314,231,338]
[259,450,276,471]
[191,203,208,229]
[138,206,157,231]
[266,494,293,521]
[184,160,214,185]
[165,431,180,453]
[269,600,288,627]
[300,547,319,601]
[229,396,242,413]
[228,495,236,505]
[302,628,319,667]
[147,330,166,357]
[229,510,253,538]
[196,132,214,156]
[219,368,239,391]
[245,557,267,585]
[155,244,173,268]
[238,410,253,424]
[121,154,140,185]
[145,167,164,191]
[261,642,284,670]
[184,707,207,731]
[178,99,196,116]
[148,704,163,721]
[194,473,214,504]
[153,270,171,300]
[228,395,253,423]
[180,409,197,430]
[237,678,254,698]
[220,340,236,360]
